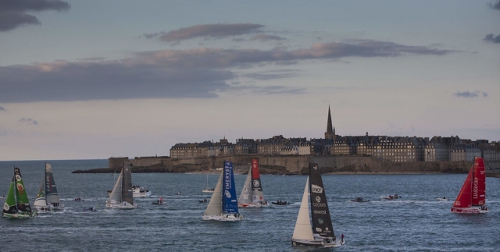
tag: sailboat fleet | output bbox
[203,161,242,221]
[2,157,493,247]
[292,163,344,247]
[106,162,138,209]
[34,163,63,212]
[238,158,268,207]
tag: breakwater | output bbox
[70,155,500,175]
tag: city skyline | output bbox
[1,0,499,161]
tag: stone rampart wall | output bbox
[108,155,484,174]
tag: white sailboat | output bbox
[106,162,137,209]
[291,163,345,247]
[238,158,268,207]
[202,161,242,221]
[202,174,214,193]
[34,163,63,212]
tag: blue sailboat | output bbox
[203,160,242,221]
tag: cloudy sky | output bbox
[0,0,499,161]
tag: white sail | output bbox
[292,177,314,241]
[34,163,62,212]
[203,171,223,217]
[45,164,61,206]
[238,167,252,206]
[107,169,123,205]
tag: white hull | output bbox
[239,202,269,208]
[451,206,488,214]
[106,202,138,209]
[291,238,345,247]
[133,191,151,197]
[2,213,35,218]
[202,189,214,193]
[202,213,243,221]
[108,186,151,197]
[34,198,64,212]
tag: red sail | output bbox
[471,157,486,206]
[452,165,473,208]
[251,159,260,181]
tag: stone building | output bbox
[168,106,499,165]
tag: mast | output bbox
[238,167,252,205]
[45,163,60,206]
[122,162,134,205]
[292,177,314,241]
[251,158,265,204]
[309,163,335,240]
[471,157,486,206]
[204,172,223,216]
[452,163,474,209]
[222,160,239,214]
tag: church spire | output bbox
[325,105,335,140]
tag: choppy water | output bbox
[1,159,499,251]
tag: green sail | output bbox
[2,167,35,218]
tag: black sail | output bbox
[122,162,134,205]
[309,163,335,240]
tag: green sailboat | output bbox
[2,167,37,218]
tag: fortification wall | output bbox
[108,155,476,174]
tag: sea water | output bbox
[0,159,499,251]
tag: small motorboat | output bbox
[152,197,165,205]
[436,197,447,201]
[382,194,401,200]
[271,200,289,205]
[199,198,208,203]
[84,206,97,212]
[349,197,370,202]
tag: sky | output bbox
[0,0,499,161]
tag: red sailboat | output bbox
[451,157,488,214]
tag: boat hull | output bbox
[291,238,344,247]
[2,212,36,218]
[202,213,243,221]
[238,202,269,208]
[106,202,138,209]
[34,198,64,212]
[451,206,488,214]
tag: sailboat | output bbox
[291,163,345,247]
[202,160,243,221]
[2,167,37,218]
[202,173,214,193]
[238,158,268,207]
[34,163,63,212]
[106,162,137,209]
[451,157,488,214]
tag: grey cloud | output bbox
[0,106,5,111]
[453,91,488,98]
[483,33,500,43]
[250,34,286,41]
[133,40,453,68]
[146,23,264,42]
[490,0,500,10]
[243,70,299,80]
[19,117,38,125]
[0,61,233,103]
[0,0,69,32]
[0,40,454,103]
